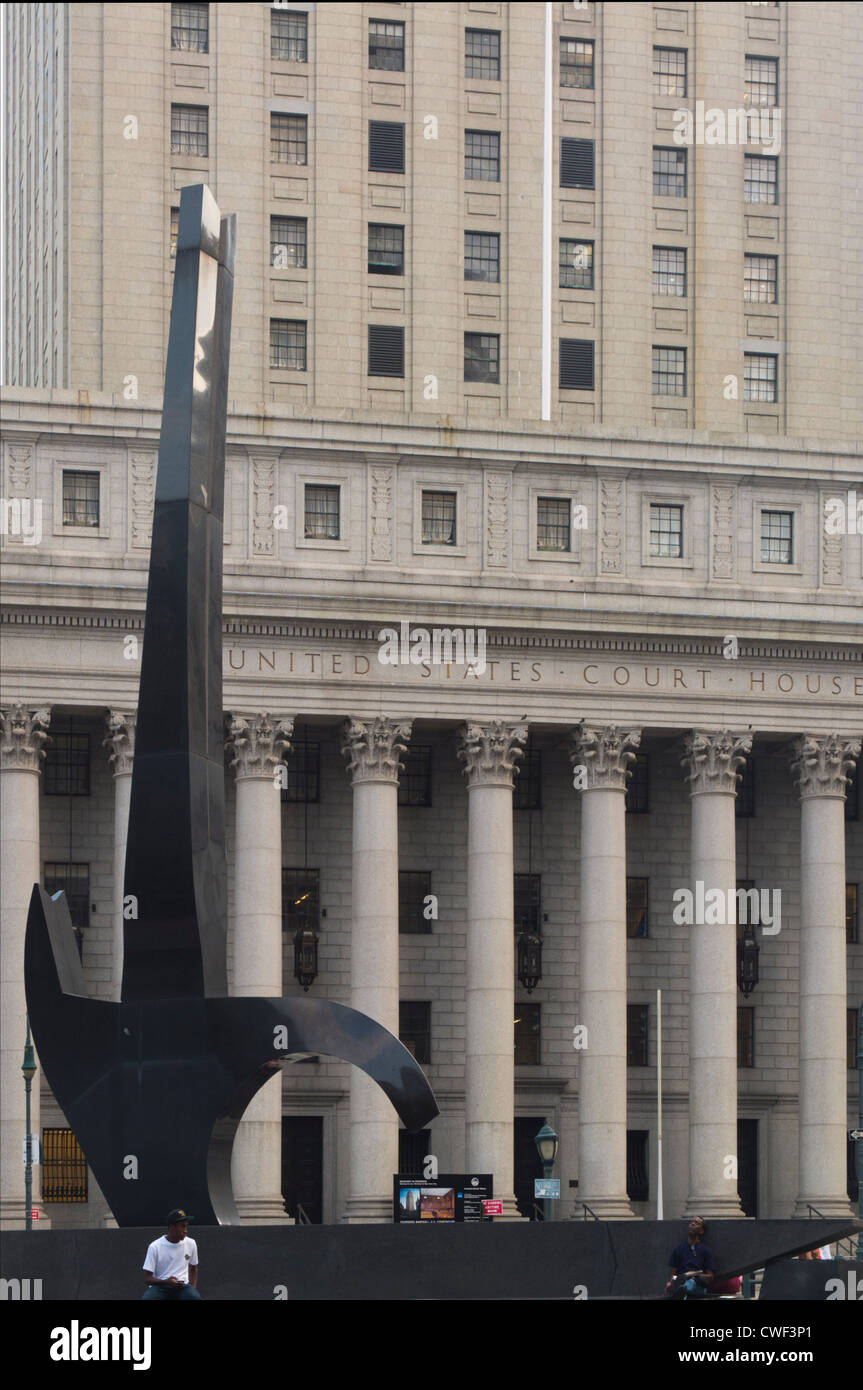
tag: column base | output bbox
[492,1195,526,1222]
[792,1195,854,1220]
[0,1202,51,1230]
[340,1195,393,1224]
[234,1195,294,1225]
[684,1194,745,1219]
[570,1194,639,1220]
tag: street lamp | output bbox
[22,1017,37,1232]
[534,1122,559,1223]
[517,929,542,993]
[736,927,759,997]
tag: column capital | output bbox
[227,712,294,780]
[569,724,641,791]
[104,710,137,776]
[342,716,412,785]
[792,733,861,801]
[458,720,527,789]
[0,703,51,772]
[683,729,752,795]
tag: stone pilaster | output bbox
[792,733,861,1218]
[569,725,641,1220]
[458,719,527,1220]
[682,729,752,1218]
[341,716,412,1223]
[226,712,294,1224]
[104,710,136,1001]
[0,705,51,1229]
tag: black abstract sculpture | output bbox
[25,185,438,1226]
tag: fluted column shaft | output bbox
[227,713,294,1224]
[793,734,861,1217]
[104,711,135,1001]
[570,725,641,1219]
[459,721,527,1220]
[683,730,751,1218]
[0,705,50,1229]
[341,717,411,1223]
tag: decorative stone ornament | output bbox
[342,716,412,784]
[683,729,753,795]
[458,720,528,788]
[569,724,641,790]
[0,704,51,770]
[227,712,294,780]
[792,733,862,800]
[104,710,136,776]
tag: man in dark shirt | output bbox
[667,1217,714,1298]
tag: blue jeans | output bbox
[142,1284,201,1300]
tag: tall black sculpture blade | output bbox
[25,183,438,1225]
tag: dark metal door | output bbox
[737,1118,758,1217]
[514,1115,545,1219]
[282,1116,324,1224]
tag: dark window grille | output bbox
[271,113,307,164]
[760,509,792,564]
[626,752,649,813]
[465,28,500,80]
[850,1008,860,1069]
[171,2,208,53]
[846,763,859,822]
[281,739,320,803]
[626,878,649,938]
[649,503,683,558]
[464,332,500,383]
[745,353,777,403]
[559,238,593,289]
[170,104,208,156]
[62,470,99,527]
[304,484,339,540]
[653,246,686,296]
[735,757,755,817]
[653,146,686,197]
[514,1003,540,1065]
[514,874,541,934]
[559,338,594,390]
[368,324,405,377]
[369,120,405,172]
[560,37,594,88]
[398,746,431,807]
[368,223,404,275]
[846,884,858,945]
[850,1138,859,1203]
[513,743,541,809]
[464,231,500,282]
[399,870,432,934]
[653,46,686,96]
[282,868,320,933]
[42,1128,88,1202]
[399,1002,431,1063]
[627,1004,649,1067]
[627,1130,649,1202]
[465,130,500,181]
[738,1008,755,1068]
[744,254,777,303]
[43,862,89,959]
[560,137,594,188]
[271,9,308,62]
[271,216,307,268]
[537,497,570,552]
[421,490,456,545]
[744,155,777,204]
[745,55,778,106]
[170,206,179,259]
[270,318,306,370]
[399,1128,432,1173]
[369,18,405,71]
[44,732,90,796]
[652,346,686,397]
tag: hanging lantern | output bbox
[517,929,542,994]
[293,926,319,991]
[736,930,760,997]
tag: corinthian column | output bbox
[104,711,136,1001]
[0,704,51,1229]
[341,716,412,1223]
[458,720,527,1220]
[569,724,641,1219]
[682,729,752,1218]
[227,712,294,1223]
[792,733,861,1217]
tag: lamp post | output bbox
[534,1122,559,1223]
[22,1016,37,1232]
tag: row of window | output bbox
[171,6,780,111]
[169,107,781,206]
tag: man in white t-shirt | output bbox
[141,1209,202,1300]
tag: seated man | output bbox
[142,1209,201,1300]
[667,1216,715,1298]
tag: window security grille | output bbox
[281,739,320,803]
[42,1128,88,1202]
[560,137,594,188]
[559,338,594,390]
[171,3,208,53]
[62,470,99,526]
[399,1002,431,1063]
[627,1131,649,1202]
[271,217,306,269]
[304,484,340,540]
[170,207,179,259]
[44,732,90,796]
[271,9,308,62]
[271,113,307,164]
[465,28,500,80]
[398,747,432,807]
[626,752,649,813]
[368,223,404,275]
[514,1003,540,1065]
[369,121,405,172]
[368,324,405,377]
[282,868,320,933]
[514,874,542,934]
[627,1004,649,1066]
[399,870,432,933]
[170,104,208,156]
[270,319,306,370]
[421,491,456,545]
[43,862,90,958]
[626,878,649,938]
[513,743,541,809]
[738,1008,755,1067]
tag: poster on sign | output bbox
[393,1173,493,1223]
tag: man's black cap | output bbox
[167,1208,193,1225]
